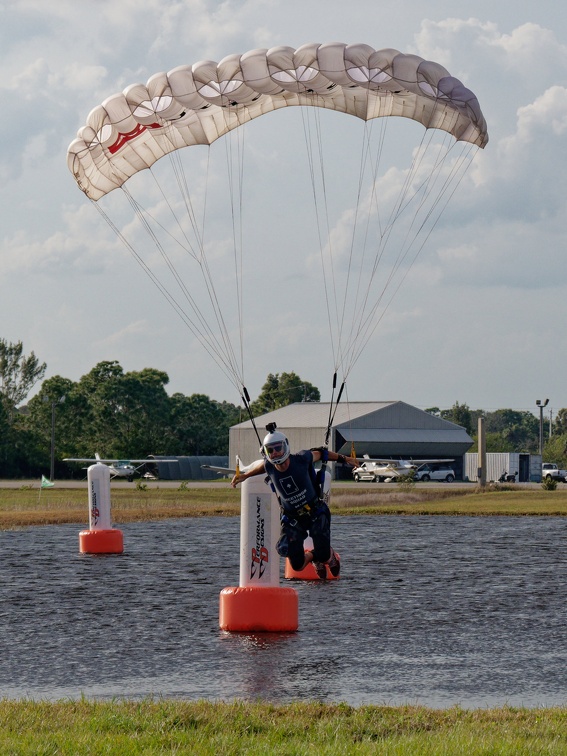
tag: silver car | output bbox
[414,464,455,482]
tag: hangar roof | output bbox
[231,400,473,459]
[234,401,395,429]
[233,400,467,433]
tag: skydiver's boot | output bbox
[306,550,327,580]
[327,548,341,577]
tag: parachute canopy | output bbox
[68,42,488,200]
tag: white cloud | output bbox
[3,3,567,410]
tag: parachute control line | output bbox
[79,462,124,554]
[219,475,298,632]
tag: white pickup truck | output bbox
[541,463,567,482]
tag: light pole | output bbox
[48,396,66,481]
[536,398,549,457]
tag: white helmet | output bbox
[262,429,290,465]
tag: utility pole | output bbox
[47,395,66,481]
[478,416,486,487]
[536,398,549,457]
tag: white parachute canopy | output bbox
[67,42,488,396]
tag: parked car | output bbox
[414,464,455,482]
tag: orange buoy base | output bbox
[219,586,298,632]
[284,552,341,581]
[79,528,124,554]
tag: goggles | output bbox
[266,442,285,456]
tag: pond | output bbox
[1,515,565,708]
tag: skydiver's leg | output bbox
[309,504,332,564]
[276,517,309,571]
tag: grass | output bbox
[0,486,242,529]
[2,484,567,529]
[0,699,566,754]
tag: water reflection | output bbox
[0,516,565,707]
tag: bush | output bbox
[541,476,558,491]
[396,471,416,491]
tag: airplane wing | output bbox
[201,457,260,477]
[64,458,106,463]
[63,458,164,464]
[201,464,236,475]
[360,456,454,465]
[413,459,455,465]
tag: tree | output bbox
[166,393,240,455]
[440,401,473,435]
[553,408,567,436]
[0,339,46,412]
[0,339,47,476]
[72,362,172,457]
[24,376,78,474]
[251,372,320,415]
[485,409,539,452]
[425,407,441,417]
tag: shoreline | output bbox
[2,485,567,529]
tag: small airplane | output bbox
[201,456,248,477]
[63,453,159,481]
[352,455,454,482]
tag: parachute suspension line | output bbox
[340,125,434,367]
[350,125,436,340]
[154,137,246,391]
[332,120,376,375]
[170,142,245,388]
[120,181,242,389]
[222,123,247,394]
[335,119,389,376]
[314,371,345,491]
[344,140,479,376]
[90,198,242,394]
[336,122,478,380]
[240,385,263,449]
[96,118,247,394]
[300,107,339,372]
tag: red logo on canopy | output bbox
[108,122,161,154]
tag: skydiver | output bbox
[230,425,358,579]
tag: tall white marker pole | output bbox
[220,474,298,632]
[79,462,124,554]
[239,474,281,587]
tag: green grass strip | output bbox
[0,700,566,755]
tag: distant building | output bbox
[150,455,229,480]
[465,453,542,483]
[230,401,473,480]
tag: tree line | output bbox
[2,338,566,478]
[0,338,320,478]
[426,401,567,463]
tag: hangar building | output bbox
[230,401,473,480]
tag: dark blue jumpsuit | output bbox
[264,450,331,570]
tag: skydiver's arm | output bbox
[311,448,359,467]
[230,459,266,488]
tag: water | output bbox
[1,516,566,708]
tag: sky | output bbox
[2,0,567,420]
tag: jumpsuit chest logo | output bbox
[279,476,299,495]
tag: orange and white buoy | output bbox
[79,463,124,554]
[219,474,298,632]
